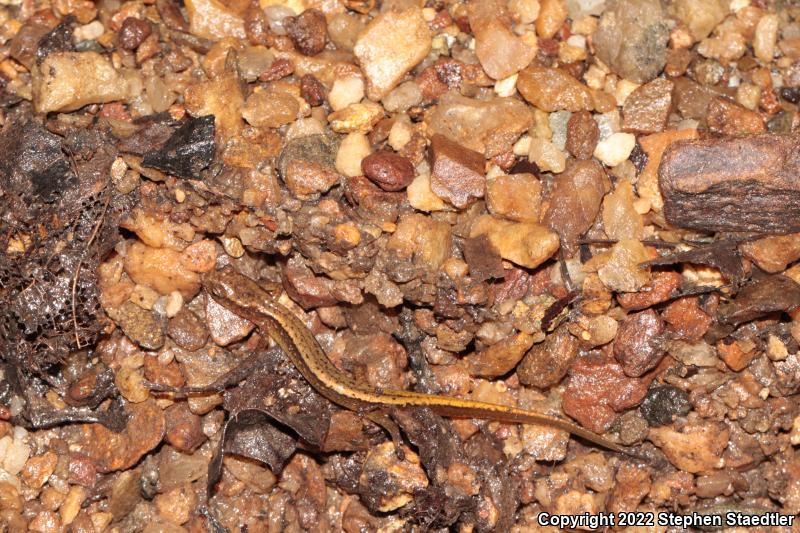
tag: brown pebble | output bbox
[613,309,666,377]
[118,17,152,50]
[300,74,326,106]
[361,151,415,191]
[617,271,682,311]
[76,400,165,472]
[286,9,327,56]
[283,256,340,309]
[105,301,165,350]
[566,110,600,160]
[562,353,650,433]
[167,308,209,351]
[465,332,534,378]
[542,160,608,252]
[517,66,594,112]
[518,328,579,388]
[717,339,757,371]
[284,159,341,199]
[662,297,712,342]
[707,96,765,136]
[164,403,206,453]
[259,57,294,82]
[244,6,272,46]
[156,0,189,32]
[143,355,185,389]
[68,453,98,487]
[66,367,104,406]
[20,452,58,489]
[429,133,485,208]
[622,78,673,134]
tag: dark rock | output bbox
[141,115,215,179]
[118,17,153,50]
[286,9,327,56]
[36,17,75,65]
[639,386,690,427]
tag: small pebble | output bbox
[593,132,636,166]
[329,77,365,111]
[361,151,415,191]
[639,386,691,426]
[335,132,372,177]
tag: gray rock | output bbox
[594,0,670,83]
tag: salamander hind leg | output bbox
[362,408,406,461]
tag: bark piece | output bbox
[659,133,800,233]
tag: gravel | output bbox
[3,0,800,529]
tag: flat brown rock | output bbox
[75,399,166,473]
[659,133,800,233]
[429,133,485,208]
[622,78,673,134]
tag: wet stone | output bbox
[613,309,665,377]
[285,9,327,56]
[562,353,650,433]
[518,328,579,389]
[167,308,208,351]
[639,386,691,427]
[361,151,415,192]
[141,115,216,180]
[118,17,152,50]
[205,294,255,346]
[106,301,165,351]
[164,403,206,453]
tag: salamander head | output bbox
[202,266,273,311]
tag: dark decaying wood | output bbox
[659,133,800,234]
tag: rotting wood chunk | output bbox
[659,133,800,233]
